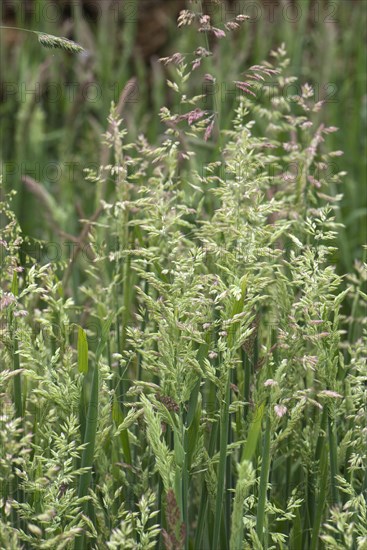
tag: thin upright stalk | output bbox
[75,317,111,549]
[194,419,218,549]
[328,410,339,506]
[256,411,271,545]
[242,347,251,423]
[11,325,22,421]
[9,319,24,528]
[212,370,231,549]
[310,443,328,550]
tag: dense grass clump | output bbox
[1,2,365,275]
[1,5,367,550]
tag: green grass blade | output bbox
[75,316,112,548]
[212,372,231,550]
[77,326,88,374]
[242,401,265,462]
[310,443,329,550]
[256,411,271,544]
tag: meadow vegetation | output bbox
[0,2,366,549]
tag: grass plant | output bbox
[0,2,366,549]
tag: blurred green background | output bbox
[1,0,366,277]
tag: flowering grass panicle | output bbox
[0,4,366,549]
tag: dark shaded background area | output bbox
[2,0,187,58]
[1,0,366,276]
